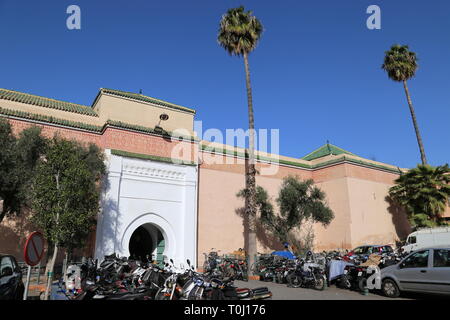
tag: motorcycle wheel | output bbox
[288,275,303,288]
[314,276,326,291]
[339,275,352,289]
[155,289,170,300]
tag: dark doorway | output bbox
[128,226,154,261]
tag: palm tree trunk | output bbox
[243,52,258,277]
[403,80,427,165]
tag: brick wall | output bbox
[7,118,197,162]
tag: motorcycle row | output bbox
[250,251,327,290]
[64,252,272,300]
[248,249,406,293]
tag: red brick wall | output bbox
[8,118,197,162]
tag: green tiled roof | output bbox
[0,107,198,142]
[0,88,98,117]
[301,143,356,161]
[99,88,196,114]
[0,107,103,131]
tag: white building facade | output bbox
[94,149,198,268]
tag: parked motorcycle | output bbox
[286,258,327,290]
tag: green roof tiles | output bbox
[301,143,356,161]
[0,88,98,117]
[100,88,196,114]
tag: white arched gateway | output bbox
[94,149,198,268]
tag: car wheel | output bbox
[382,279,400,298]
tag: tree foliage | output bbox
[238,176,334,244]
[31,136,106,250]
[218,6,263,57]
[382,44,418,82]
[389,164,450,228]
[0,119,47,223]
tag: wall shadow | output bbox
[234,207,283,253]
[385,195,412,241]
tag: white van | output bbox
[402,227,450,253]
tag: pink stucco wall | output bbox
[197,157,411,266]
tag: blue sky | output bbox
[0,0,449,168]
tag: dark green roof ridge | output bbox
[0,107,103,131]
[100,88,196,114]
[0,107,198,142]
[0,88,98,117]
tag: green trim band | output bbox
[111,149,197,166]
[200,144,402,174]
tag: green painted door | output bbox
[156,239,165,267]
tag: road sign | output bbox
[24,232,44,266]
[23,232,45,300]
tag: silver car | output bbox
[380,247,450,297]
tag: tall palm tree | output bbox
[382,44,427,165]
[218,6,263,275]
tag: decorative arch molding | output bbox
[120,212,176,259]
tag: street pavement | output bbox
[234,279,409,300]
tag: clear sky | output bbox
[0,0,449,169]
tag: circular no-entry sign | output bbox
[23,232,45,266]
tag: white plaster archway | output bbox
[120,213,176,260]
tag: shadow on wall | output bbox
[0,209,42,262]
[385,195,412,241]
[234,206,283,254]
[95,172,121,260]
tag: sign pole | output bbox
[23,265,32,300]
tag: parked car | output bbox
[380,247,450,298]
[402,227,450,254]
[0,254,25,300]
[343,245,393,262]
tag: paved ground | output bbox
[234,280,409,300]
